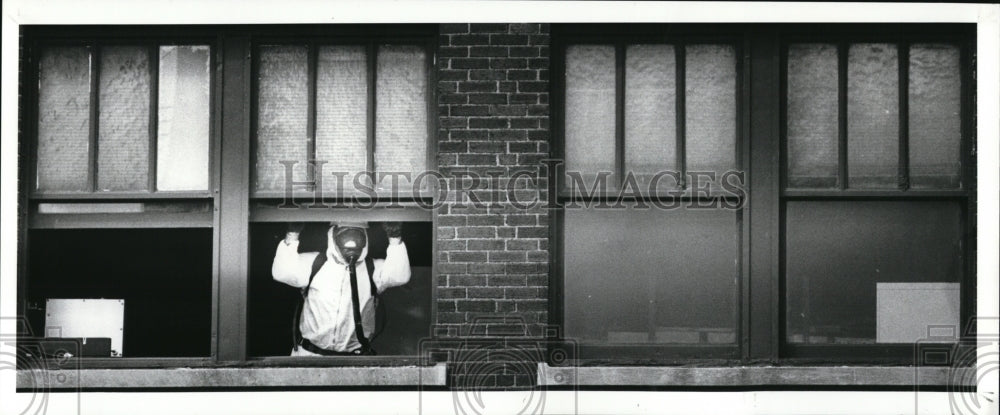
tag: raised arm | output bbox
[272,223,321,288]
[373,222,411,292]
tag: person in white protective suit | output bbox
[272,221,411,356]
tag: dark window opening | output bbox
[26,228,213,358]
[247,221,433,357]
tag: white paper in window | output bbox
[317,46,368,194]
[157,45,211,191]
[375,45,428,193]
[256,46,310,192]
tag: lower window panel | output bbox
[562,205,740,346]
[784,200,964,345]
[248,222,433,357]
[25,228,213,358]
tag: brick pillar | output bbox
[436,23,551,389]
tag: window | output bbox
[25,37,215,359]
[782,39,971,357]
[554,28,744,359]
[247,35,435,358]
[34,44,212,195]
[252,42,432,197]
[552,25,974,364]
[19,26,438,368]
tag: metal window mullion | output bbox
[837,42,848,190]
[615,43,626,191]
[89,43,101,193]
[149,44,159,193]
[676,43,687,190]
[898,41,910,190]
[307,43,318,191]
[367,42,377,182]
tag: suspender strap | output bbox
[348,261,375,355]
[365,256,377,298]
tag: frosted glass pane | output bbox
[625,45,676,192]
[157,45,211,191]
[787,44,839,189]
[375,45,427,193]
[317,46,368,194]
[564,205,738,344]
[785,201,962,344]
[256,46,309,192]
[565,45,616,191]
[98,47,150,192]
[910,44,962,189]
[37,47,91,192]
[848,43,898,189]
[686,45,736,179]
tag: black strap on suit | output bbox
[292,253,376,354]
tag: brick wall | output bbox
[435,23,551,389]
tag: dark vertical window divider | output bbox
[675,43,687,190]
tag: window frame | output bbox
[27,37,218,201]
[550,24,749,363]
[549,23,976,366]
[20,27,224,369]
[17,25,440,370]
[776,27,977,363]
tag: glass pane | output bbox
[565,45,616,192]
[787,44,839,189]
[37,47,92,192]
[785,201,962,344]
[256,46,309,192]
[686,44,736,181]
[848,43,898,188]
[97,47,150,192]
[564,205,739,345]
[157,45,211,191]
[375,45,427,193]
[317,46,368,195]
[625,44,677,193]
[910,44,962,189]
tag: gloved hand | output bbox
[285,222,305,245]
[383,222,402,239]
[287,222,305,234]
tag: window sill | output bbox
[537,364,973,387]
[17,363,447,389]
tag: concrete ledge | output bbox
[537,364,973,387]
[18,364,447,389]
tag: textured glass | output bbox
[565,45,617,192]
[318,46,368,194]
[625,45,677,193]
[787,44,839,189]
[686,45,736,181]
[375,45,428,193]
[848,43,899,188]
[256,46,309,192]
[564,205,738,344]
[785,201,962,344]
[37,47,92,192]
[157,45,211,191]
[910,44,962,189]
[97,47,150,192]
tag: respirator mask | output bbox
[332,225,367,265]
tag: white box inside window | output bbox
[876,282,959,343]
[45,298,125,357]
